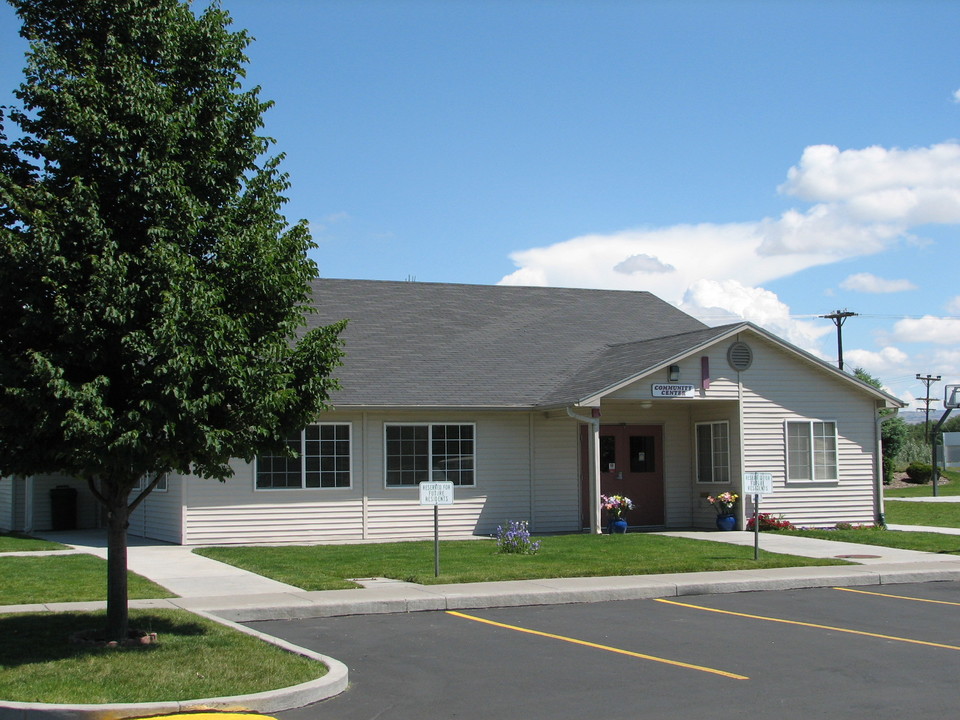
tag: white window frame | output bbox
[785,419,838,482]
[255,423,352,490]
[695,420,730,484]
[133,473,168,493]
[384,422,476,488]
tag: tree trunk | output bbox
[104,482,130,642]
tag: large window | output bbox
[786,420,837,481]
[696,421,730,483]
[256,424,351,489]
[385,423,475,487]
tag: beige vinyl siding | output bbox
[179,411,543,544]
[737,334,878,527]
[531,415,580,532]
[30,474,99,531]
[128,475,183,544]
[182,448,365,546]
[365,412,532,540]
[608,349,740,401]
[689,404,742,529]
[0,477,17,532]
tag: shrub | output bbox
[495,520,541,555]
[745,512,795,531]
[905,462,933,484]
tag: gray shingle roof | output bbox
[306,279,715,408]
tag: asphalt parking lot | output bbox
[251,581,960,720]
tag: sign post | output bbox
[743,472,773,560]
[419,481,454,577]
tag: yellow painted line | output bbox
[656,598,960,651]
[834,586,960,606]
[133,715,277,720]
[445,610,748,680]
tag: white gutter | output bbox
[567,407,602,534]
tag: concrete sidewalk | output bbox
[5,528,960,622]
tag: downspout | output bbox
[567,407,602,534]
[875,408,898,527]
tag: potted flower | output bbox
[706,491,738,531]
[601,494,634,534]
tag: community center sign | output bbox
[651,383,696,398]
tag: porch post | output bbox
[566,406,603,534]
[588,418,602,534]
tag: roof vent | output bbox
[727,341,753,371]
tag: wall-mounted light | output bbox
[668,364,680,382]
[640,401,653,410]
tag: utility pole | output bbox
[916,373,942,442]
[820,310,857,371]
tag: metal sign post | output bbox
[743,472,773,560]
[419,481,454,577]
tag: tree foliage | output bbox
[853,367,905,483]
[0,0,343,639]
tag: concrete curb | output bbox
[176,562,960,622]
[0,615,348,720]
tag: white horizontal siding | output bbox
[0,477,15,532]
[531,415,579,533]
[738,333,878,527]
[30,474,99,531]
[608,349,740,401]
[129,475,183,544]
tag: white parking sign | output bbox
[419,481,455,506]
[743,472,773,495]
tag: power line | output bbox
[916,374,942,442]
[820,310,857,371]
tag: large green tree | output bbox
[0,0,343,640]
[854,368,906,484]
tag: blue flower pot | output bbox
[608,518,629,534]
[716,513,736,531]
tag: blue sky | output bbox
[2,0,959,410]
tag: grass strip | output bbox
[0,554,174,605]
[195,533,851,589]
[884,500,960,529]
[0,533,67,553]
[0,609,326,704]
[774,528,960,554]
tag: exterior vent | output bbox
[727,341,753,371]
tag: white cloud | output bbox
[839,272,917,293]
[500,140,960,372]
[780,143,960,210]
[614,253,675,275]
[843,346,911,376]
[892,316,960,344]
[946,296,960,314]
[953,89,960,104]
[679,279,830,352]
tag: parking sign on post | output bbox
[420,481,454,576]
[743,472,773,559]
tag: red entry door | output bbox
[581,425,664,528]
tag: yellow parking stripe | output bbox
[446,610,748,679]
[655,598,960,651]
[834,586,960,606]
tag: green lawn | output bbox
[195,533,852,589]
[884,500,960,528]
[0,554,174,605]
[775,527,960,554]
[0,532,67,552]
[0,609,327,704]
[884,469,960,497]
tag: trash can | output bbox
[49,485,78,530]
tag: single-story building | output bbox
[1,278,903,543]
